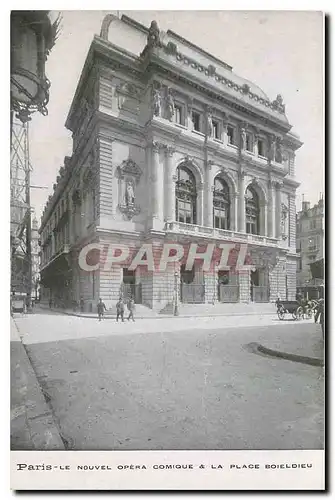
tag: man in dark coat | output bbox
[116,297,125,322]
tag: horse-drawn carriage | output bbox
[276,299,316,321]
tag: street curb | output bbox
[11,320,65,450]
[257,343,324,367]
[39,306,275,320]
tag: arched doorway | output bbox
[213,177,230,229]
[245,185,260,235]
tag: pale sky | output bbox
[28,10,324,222]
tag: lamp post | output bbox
[11,11,59,310]
[11,11,60,122]
[174,271,179,316]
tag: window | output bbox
[192,111,201,132]
[245,186,260,235]
[174,104,183,125]
[246,133,253,152]
[212,120,219,139]
[213,177,230,229]
[258,139,265,157]
[175,166,197,224]
[180,264,195,284]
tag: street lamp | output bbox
[11,11,60,123]
[174,271,179,316]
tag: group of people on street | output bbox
[97,296,136,322]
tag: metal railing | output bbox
[252,286,269,303]
[218,285,239,303]
[180,283,205,304]
[165,221,279,247]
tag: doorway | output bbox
[121,268,142,304]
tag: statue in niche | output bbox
[207,110,213,137]
[166,89,175,121]
[275,140,283,163]
[240,127,247,150]
[125,180,135,206]
[269,137,276,161]
[153,89,162,117]
[281,203,288,239]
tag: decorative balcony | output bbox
[164,221,279,247]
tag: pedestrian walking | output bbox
[80,296,85,313]
[127,297,135,322]
[116,297,125,322]
[314,298,324,339]
[97,298,107,321]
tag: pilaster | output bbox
[238,170,246,232]
[165,145,175,222]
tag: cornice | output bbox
[146,60,291,135]
[283,176,300,188]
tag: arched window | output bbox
[175,166,197,224]
[245,186,260,234]
[213,177,230,229]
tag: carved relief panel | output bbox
[116,81,141,116]
[117,159,142,220]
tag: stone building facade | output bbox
[296,198,324,288]
[39,14,302,312]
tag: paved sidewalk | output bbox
[256,323,324,366]
[38,301,276,319]
[10,318,65,450]
[14,308,315,346]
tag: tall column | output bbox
[233,193,239,231]
[260,201,268,236]
[275,181,283,239]
[267,181,276,238]
[197,183,204,226]
[204,161,213,227]
[151,141,164,228]
[238,171,246,232]
[165,146,175,222]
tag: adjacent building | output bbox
[39,14,302,312]
[296,197,324,289]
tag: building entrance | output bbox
[218,270,239,303]
[180,264,205,303]
[250,269,269,303]
[121,268,142,304]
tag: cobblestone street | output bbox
[13,311,324,451]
